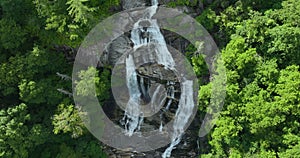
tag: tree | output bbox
[0,0,118,157]
[0,104,48,158]
[197,1,300,157]
[52,103,85,138]
[33,0,120,46]
[75,67,110,101]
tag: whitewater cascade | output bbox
[123,0,195,157]
[123,54,143,136]
[162,80,195,157]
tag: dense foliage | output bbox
[0,0,117,157]
[195,0,300,157]
[0,0,299,157]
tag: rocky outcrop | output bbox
[102,112,201,158]
[121,0,149,10]
[100,34,132,66]
[136,63,179,84]
[158,0,204,17]
[121,0,203,17]
[162,29,191,55]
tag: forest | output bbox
[0,0,299,157]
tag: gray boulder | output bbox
[121,0,148,10]
[101,35,132,66]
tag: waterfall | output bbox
[123,0,195,157]
[130,0,175,68]
[123,0,161,136]
[124,54,142,136]
[162,80,194,157]
[166,81,175,110]
[151,84,162,112]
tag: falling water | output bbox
[123,0,195,157]
[166,81,175,110]
[124,0,172,135]
[124,54,142,136]
[130,0,175,68]
[151,84,162,112]
[162,80,194,157]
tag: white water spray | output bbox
[124,54,142,136]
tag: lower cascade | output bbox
[122,0,195,157]
[162,80,195,157]
[123,54,143,136]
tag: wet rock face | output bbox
[158,0,203,17]
[136,63,179,84]
[162,29,191,55]
[121,0,148,10]
[101,35,132,66]
[121,0,203,17]
[103,118,201,158]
